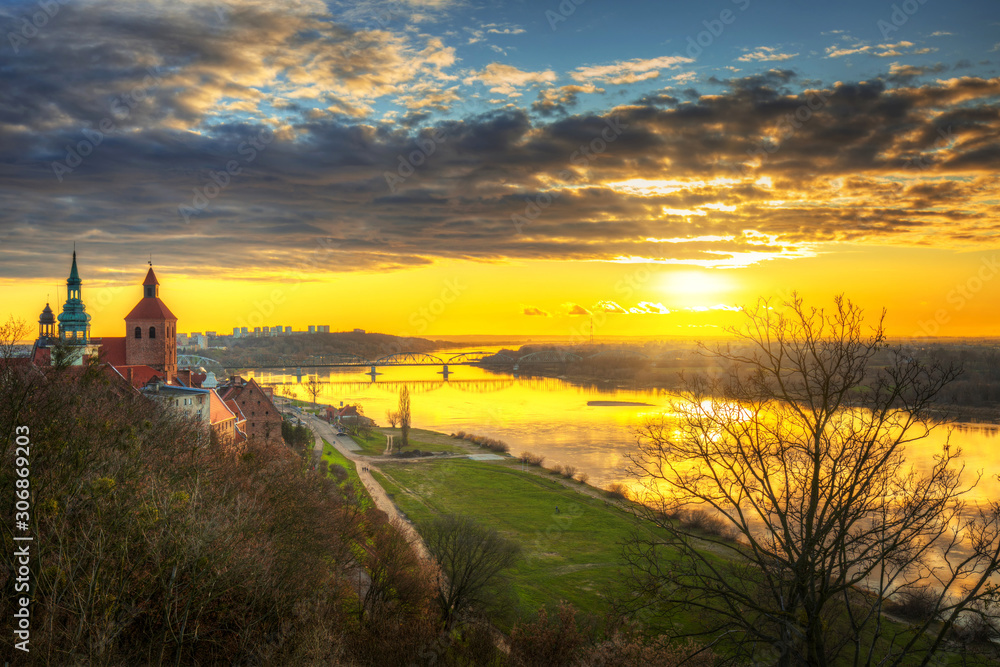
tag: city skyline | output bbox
[1,0,999,338]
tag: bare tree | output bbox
[624,295,1000,665]
[398,386,411,447]
[385,409,399,428]
[304,374,322,409]
[423,514,520,629]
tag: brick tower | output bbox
[124,264,177,382]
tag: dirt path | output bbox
[301,413,431,561]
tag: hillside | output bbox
[208,331,441,368]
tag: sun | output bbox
[662,270,732,305]
[664,270,730,295]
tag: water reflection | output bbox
[243,349,1000,500]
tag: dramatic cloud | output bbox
[0,0,997,284]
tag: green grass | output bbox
[346,429,390,456]
[370,457,1000,664]
[320,438,359,482]
[346,427,472,456]
[371,458,670,621]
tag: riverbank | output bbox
[510,368,1000,426]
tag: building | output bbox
[123,266,178,383]
[218,376,283,444]
[32,251,102,366]
[27,251,282,447]
[308,325,315,334]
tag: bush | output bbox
[577,472,589,485]
[561,465,577,479]
[606,482,630,501]
[458,432,510,454]
[678,509,734,539]
[886,588,939,622]
[521,451,545,467]
[550,464,564,476]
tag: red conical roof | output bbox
[143,267,159,286]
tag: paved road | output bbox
[300,412,431,561]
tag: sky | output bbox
[1,0,999,339]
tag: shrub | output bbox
[561,465,577,479]
[679,509,734,539]
[606,482,630,501]
[886,588,939,622]
[577,472,589,485]
[521,452,545,467]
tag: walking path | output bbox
[300,412,430,561]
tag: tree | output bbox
[624,295,1000,665]
[398,386,411,447]
[423,514,521,628]
[385,409,400,428]
[304,374,322,408]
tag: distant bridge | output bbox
[239,350,519,381]
[177,354,224,368]
[196,348,607,382]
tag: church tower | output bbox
[124,264,178,382]
[57,251,91,344]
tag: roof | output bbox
[96,337,127,365]
[143,267,159,286]
[39,303,55,324]
[225,399,246,423]
[68,250,81,284]
[209,390,236,425]
[124,297,177,321]
[111,364,163,388]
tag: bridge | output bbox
[235,350,519,381]
[180,348,637,382]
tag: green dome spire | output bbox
[57,249,91,344]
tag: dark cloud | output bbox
[0,1,997,280]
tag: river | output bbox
[243,347,1000,500]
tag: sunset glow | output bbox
[0,0,998,339]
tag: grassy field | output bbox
[350,427,473,456]
[370,456,997,664]
[371,457,671,622]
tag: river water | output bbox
[244,347,1000,500]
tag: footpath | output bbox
[299,412,431,561]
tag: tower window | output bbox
[134,327,141,339]
[149,326,156,339]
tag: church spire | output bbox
[57,248,91,344]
